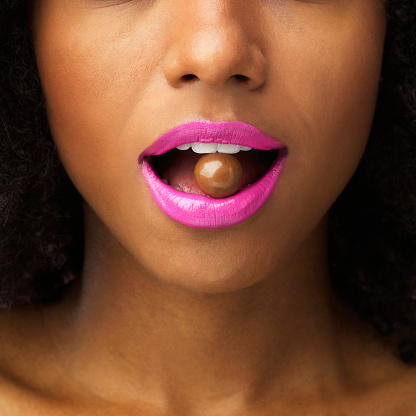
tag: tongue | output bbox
[155,149,273,196]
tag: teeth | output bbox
[216,144,240,154]
[176,142,253,154]
[191,142,218,154]
[176,144,191,150]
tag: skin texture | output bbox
[0,0,416,414]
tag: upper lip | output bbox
[138,121,285,163]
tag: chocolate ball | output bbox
[194,153,243,198]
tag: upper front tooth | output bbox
[176,142,253,154]
[191,142,217,154]
[176,143,191,150]
[216,144,241,154]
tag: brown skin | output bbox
[0,0,415,414]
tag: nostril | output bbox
[234,74,249,83]
[183,74,197,80]
[176,73,251,87]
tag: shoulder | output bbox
[0,306,66,416]
[388,367,416,414]
[342,363,416,416]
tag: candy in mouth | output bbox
[149,143,280,197]
[194,153,243,198]
[139,121,287,228]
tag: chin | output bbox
[151,259,266,295]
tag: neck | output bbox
[48,216,359,412]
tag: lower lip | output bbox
[140,149,288,229]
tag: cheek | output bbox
[270,3,386,201]
[31,3,164,192]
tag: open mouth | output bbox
[139,121,287,229]
[149,144,280,196]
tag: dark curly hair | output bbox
[0,0,83,306]
[1,0,415,363]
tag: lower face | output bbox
[31,0,387,293]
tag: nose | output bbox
[163,1,267,90]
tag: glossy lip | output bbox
[139,121,288,228]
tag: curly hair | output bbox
[0,0,415,363]
[0,0,83,306]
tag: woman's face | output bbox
[32,0,387,292]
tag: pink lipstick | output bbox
[139,121,287,228]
